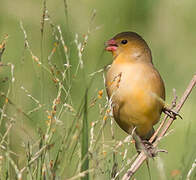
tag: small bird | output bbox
[105,32,165,141]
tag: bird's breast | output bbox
[106,62,152,104]
[106,62,165,128]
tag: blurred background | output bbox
[0,0,196,179]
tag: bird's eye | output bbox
[121,40,128,44]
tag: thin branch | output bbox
[122,74,196,180]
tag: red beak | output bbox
[105,39,118,51]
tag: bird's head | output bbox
[105,32,152,63]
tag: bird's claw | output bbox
[135,140,156,158]
[141,140,156,158]
[139,141,168,158]
[163,107,182,119]
[155,149,168,154]
[134,133,167,158]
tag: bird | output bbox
[105,31,166,141]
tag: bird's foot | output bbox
[133,132,167,158]
[142,140,168,157]
[135,139,167,158]
[163,107,182,120]
[140,140,156,158]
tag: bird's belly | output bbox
[106,63,164,137]
[112,88,161,136]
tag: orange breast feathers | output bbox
[106,62,165,139]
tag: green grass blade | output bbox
[81,90,89,180]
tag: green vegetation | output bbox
[0,0,196,179]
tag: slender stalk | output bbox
[81,90,89,180]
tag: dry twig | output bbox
[122,74,196,180]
